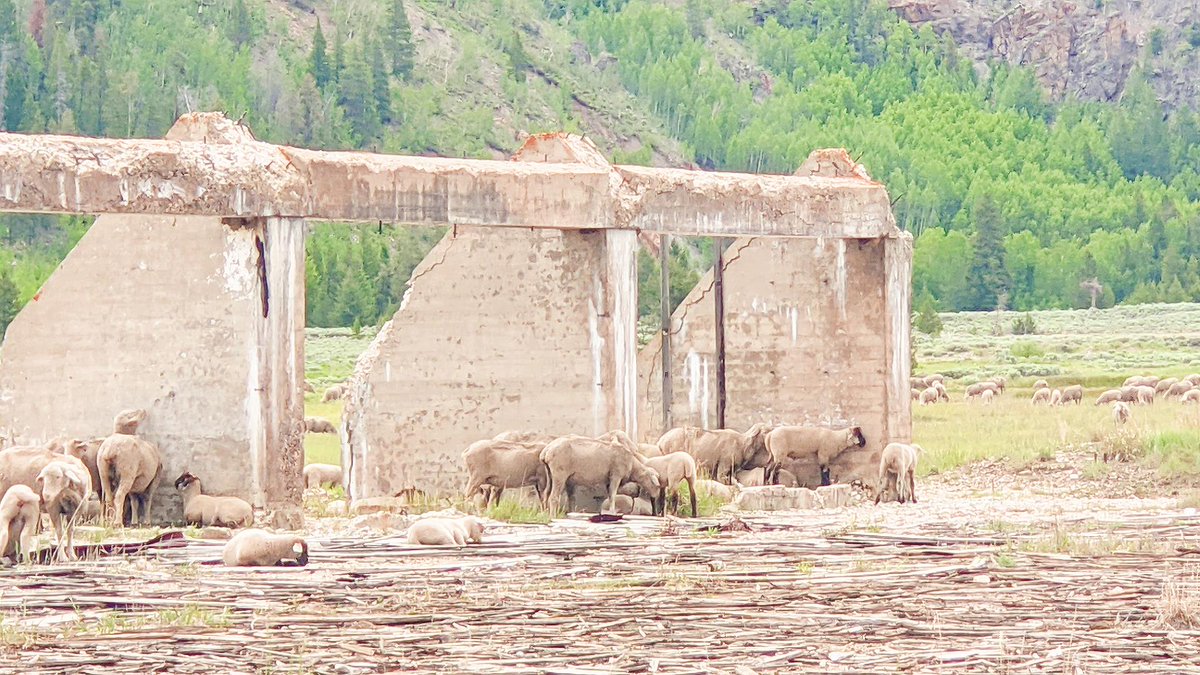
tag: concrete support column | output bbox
[883,232,914,445]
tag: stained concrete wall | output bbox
[637,233,912,486]
[0,116,305,523]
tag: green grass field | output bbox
[304,303,1200,482]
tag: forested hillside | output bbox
[0,0,1198,331]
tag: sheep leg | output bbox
[686,477,698,518]
[99,461,116,523]
[17,519,33,563]
[605,475,622,515]
[490,485,505,508]
[546,474,564,516]
[907,470,917,504]
[110,483,132,527]
[48,509,66,562]
[464,476,486,505]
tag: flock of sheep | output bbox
[460,421,923,515]
[0,408,308,567]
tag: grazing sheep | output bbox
[1186,374,1200,386]
[980,389,995,405]
[989,377,1007,393]
[919,386,939,405]
[321,384,347,403]
[911,376,929,390]
[1123,375,1159,388]
[764,425,867,485]
[658,424,771,484]
[1049,389,1062,406]
[97,409,163,527]
[927,373,945,384]
[0,484,40,563]
[645,452,699,517]
[461,440,548,508]
[1134,385,1156,405]
[174,472,254,528]
[600,494,655,516]
[1032,388,1051,405]
[303,381,315,393]
[1112,401,1131,426]
[934,382,949,402]
[222,529,309,566]
[1033,379,1049,391]
[964,382,1000,400]
[541,432,661,514]
[304,417,336,434]
[36,459,92,561]
[1156,378,1179,396]
[303,463,343,491]
[911,387,922,401]
[1060,384,1083,405]
[1095,389,1123,406]
[1167,381,1195,398]
[1183,389,1200,404]
[1117,386,1140,403]
[874,443,920,505]
[406,516,484,546]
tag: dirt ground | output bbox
[4,452,1200,674]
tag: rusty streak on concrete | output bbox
[0,114,893,238]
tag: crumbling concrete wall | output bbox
[0,116,305,523]
[342,226,637,500]
[637,234,911,487]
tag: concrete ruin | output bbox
[0,113,909,514]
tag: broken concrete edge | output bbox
[0,113,898,239]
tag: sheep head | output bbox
[36,462,80,504]
[285,538,309,566]
[113,409,148,434]
[173,471,201,492]
[741,423,773,470]
[629,459,662,495]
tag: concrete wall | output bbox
[637,233,912,486]
[0,214,306,520]
[0,114,306,523]
[342,225,638,500]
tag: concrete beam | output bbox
[0,113,898,239]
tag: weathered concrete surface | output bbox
[0,117,305,522]
[636,151,911,487]
[0,113,894,238]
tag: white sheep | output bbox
[1049,389,1062,406]
[1111,401,1131,426]
[303,463,344,491]
[644,451,699,517]
[600,494,654,515]
[222,529,309,566]
[36,459,92,561]
[0,484,41,563]
[1033,379,1049,391]
[919,386,939,405]
[1182,389,1200,405]
[874,443,920,505]
[406,516,484,546]
[1031,388,1051,405]
[694,479,733,502]
[764,425,866,485]
[97,409,163,526]
[980,389,995,405]
[174,472,253,528]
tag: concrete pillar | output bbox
[0,117,305,523]
[343,135,639,501]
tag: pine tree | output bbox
[0,266,19,336]
[914,292,942,336]
[388,0,415,79]
[310,21,330,90]
[338,46,378,142]
[229,0,251,49]
[369,41,391,125]
[965,194,1011,311]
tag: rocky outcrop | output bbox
[888,0,1200,108]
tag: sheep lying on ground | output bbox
[1032,388,1051,405]
[600,494,654,515]
[1112,401,1131,426]
[541,432,661,514]
[694,479,733,502]
[657,424,771,485]
[174,472,253,528]
[1095,389,1123,406]
[462,439,547,508]
[644,452,699,517]
[406,516,484,546]
[37,459,92,561]
[304,417,336,434]
[222,529,309,566]
[1049,389,1062,406]
[874,443,920,505]
[0,484,40,563]
[764,425,866,485]
[1059,384,1083,405]
[97,409,163,526]
[303,463,343,491]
